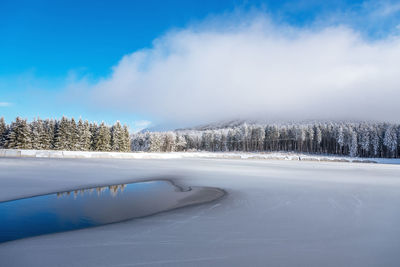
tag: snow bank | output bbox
[1,149,399,164]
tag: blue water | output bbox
[0,180,192,243]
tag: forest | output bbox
[1,117,399,158]
[0,117,130,152]
[132,122,400,158]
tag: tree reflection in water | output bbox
[56,184,127,199]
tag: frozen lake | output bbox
[0,157,400,266]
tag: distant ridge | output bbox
[175,119,382,132]
[177,119,251,131]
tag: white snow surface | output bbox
[1,149,400,164]
[0,157,400,266]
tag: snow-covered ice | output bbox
[0,157,400,266]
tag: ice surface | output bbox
[0,157,400,266]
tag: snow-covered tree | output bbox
[76,119,91,151]
[121,125,131,152]
[5,117,32,149]
[336,126,344,154]
[226,129,235,151]
[371,128,380,157]
[397,126,400,158]
[0,117,7,148]
[349,130,358,157]
[384,125,397,157]
[30,118,48,150]
[149,132,163,152]
[220,129,228,152]
[250,125,265,151]
[201,131,214,151]
[111,121,123,151]
[240,124,250,152]
[89,122,98,151]
[314,126,322,153]
[69,118,79,151]
[42,119,55,150]
[306,126,314,152]
[162,132,176,152]
[359,124,370,157]
[175,134,187,152]
[131,132,148,151]
[53,117,70,150]
[94,122,111,151]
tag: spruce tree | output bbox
[384,125,397,158]
[31,118,47,150]
[53,117,69,150]
[69,118,79,151]
[111,121,123,151]
[0,117,7,148]
[43,119,55,150]
[89,122,98,151]
[5,117,32,149]
[94,122,111,151]
[79,120,91,151]
[349,130,358,157]
[122,125,131,152]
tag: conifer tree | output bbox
[359,125,370,157]
[78,120,91,151]
[111,121,123,151]
[69,118,79,151]
[384,125,397,158]
[43,119,55,150]
[0,117,7,148]
[5,117,32,149]
[53,117,70,150]
[30,118,48,150]
[89,122,98,151]
[314,126,322,153]
[94,122,111,151]
[349,130,358,157]
[162,132,176,152]
[122,125,131,152]
[175,134,187,151]
[149,132,163,152]
[370,129,380,157]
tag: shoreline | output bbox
[1,148,399,164]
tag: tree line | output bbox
[0,117,130,152]
[1,117,399,158]
[131,122,400,158]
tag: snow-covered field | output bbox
[1,157,400,266]
[2,148,400,164]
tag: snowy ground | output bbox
[2,148,400,164]
[0,157,400,266]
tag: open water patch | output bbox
[0,180,224,243]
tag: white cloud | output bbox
[0,102,12,107]
[88,15,400,125]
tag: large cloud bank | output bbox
[90,17,400,125]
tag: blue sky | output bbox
[1,0,400,130]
